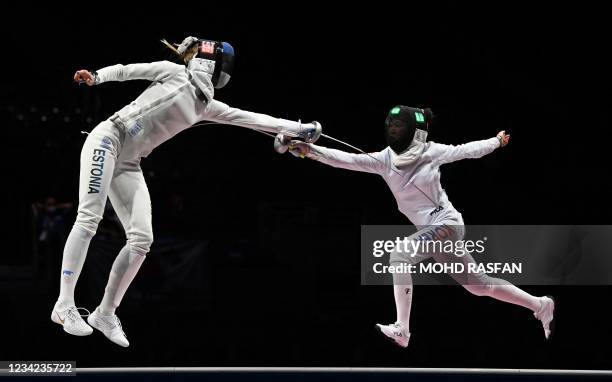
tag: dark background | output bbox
[1,1,610,370]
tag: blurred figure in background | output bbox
[33,197,73,290]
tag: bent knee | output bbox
[127,231,154,256]
[463,284,493,297]
[74,209,103,235]
[463,276,497,297]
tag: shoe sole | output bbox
[375,325,408,348]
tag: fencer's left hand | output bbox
[288,141,311,158]
[497,130,510,147]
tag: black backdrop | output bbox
[1,2,610,369]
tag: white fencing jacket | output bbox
[306,137,501,226]
[95,60,305,160]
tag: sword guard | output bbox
[274,133,292,154]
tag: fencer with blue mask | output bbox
[52,36,322,347]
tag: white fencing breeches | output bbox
[58,120,152,311]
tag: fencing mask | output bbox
[177,37,235,89]
[384,105,432,154]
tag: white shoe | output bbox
[375,321,411,348]
[51,304,93,336]
[534,296,555,340]
[87,307,129,347]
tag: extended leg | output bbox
[441,250,555,339]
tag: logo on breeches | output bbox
[87,137,112,194]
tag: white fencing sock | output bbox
[464,276,542,313]
[99,245,146,315]
[488,280,542,312]
[393,270,413,331]
[57,225,95,309]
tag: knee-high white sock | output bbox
[393,270,413,331]
[99,245,146,315]
[57,225,95,309]
[465,275,542,313]
[488,279,542,312]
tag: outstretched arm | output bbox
[202,99,320,141]
[430,130,510,165]
[289,141,384,174]
[73,61,182,86]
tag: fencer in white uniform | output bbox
[288,106,555,348]
[51,36,322,347]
